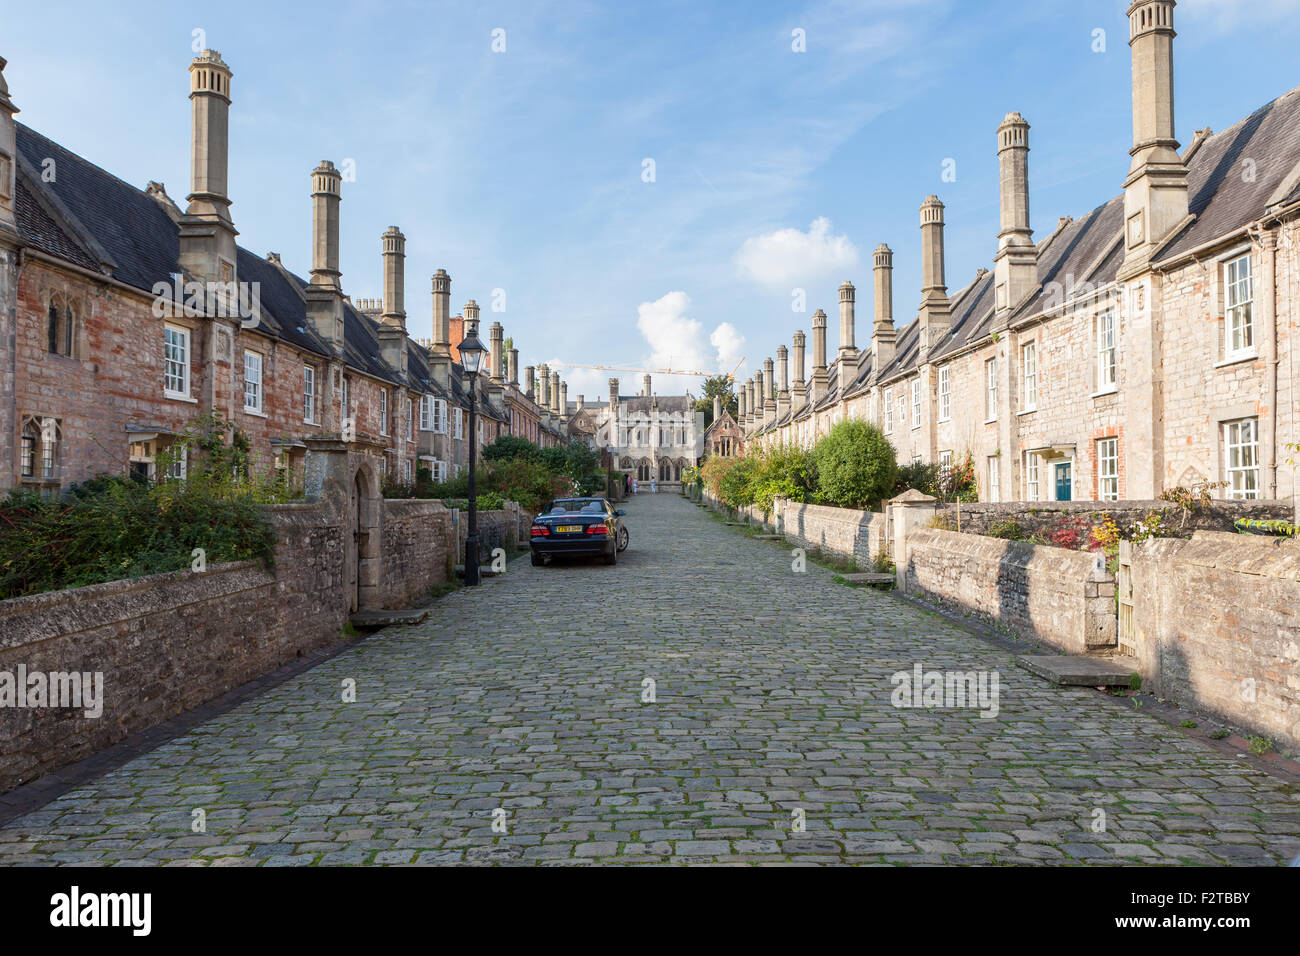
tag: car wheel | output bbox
[617,527,629,552]
[603,547,617,566]
[531,552,544,567]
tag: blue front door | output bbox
[1054,461,1072,501]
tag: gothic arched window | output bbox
[47,302,60,353]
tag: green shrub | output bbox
[987,518,1027,540]
[895,460,941,497]
[747,443,816,514]
[482,435,542,462]
[475,490,506,510]
[812,420,897,510]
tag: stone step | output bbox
[841,572,895,587]
[1015,654,1138,688]
[348,608,429,629]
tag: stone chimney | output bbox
[738,383,747,426]
[431,270,451,354]
[917,196,951,362]
[993,112,1037,323]
[525,365,536,400]
[752,370,764,429]
[537,363,550,410]
[550,370,561,414]
[608,378,620,434]
[489,322,504,383]
[509,347,520,386]
[376,226,408,377]
[642,373,652,397]
[0,58,19,242]
[576,394,584,411]
[463,299,480,334]
[713,394,722,423]
[809,309,829,404]
[1120,0,1188,278]
[304,161,344,349]
[837,281,858,393]
[762,357,776,425]
[178,50,237,284]
[560,381,568,416]
[792,331,808,407]
[871,244,896,380]
[776,344,791,418]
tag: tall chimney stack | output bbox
[838,281,858,392]
[0,58,19,241]
[609,378,620,436]
[380,227,406,329]
[509,347,520,386]
[1120,0,1188,277]
[550,370,561,414]
[178,50,236,283]
[376,226,409,376]
[777,345,790,418]
[917,196,951,362]
[525,365,536,400]
[304,160,345,348]
[489,322,504,382]
[810,309,829,403]
[560,381,568,416]
[762,357,776,425]
[993,113,1037,323]
[642,373,652,397]
[738,383,747,426]
[537,363,550,410]
[792,331,808,407]
[871,244,896,380]
[713,394,722,422]
[752,371,763,429]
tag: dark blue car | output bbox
[530,497,628,566]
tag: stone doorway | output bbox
[349,464,381,612]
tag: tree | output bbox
[811,419,897,509]
[694,374,738,427]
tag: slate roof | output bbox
[12,120,507,409]
[621,396,697,415]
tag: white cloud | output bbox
[733,217,860,288]
[621,291,742,395]
[710,322,747,376]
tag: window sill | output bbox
[243,407,268,418]
[983,418,997,425]
[1215,352,1258,369]
[164,391,197,404]
[937,416,951,424]
[304,419,319,427]
[1090,387,1118,399]
[1017,407,1037,416]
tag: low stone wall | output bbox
[451,502,530,562]
[1131,531,1300,749]
[777,501,884,568]
[380,499,452,607]
[935,499,1291,537]
[903,527,1116,655]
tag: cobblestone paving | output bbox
[3,493,1299,866]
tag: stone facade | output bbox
[591,375,705,489]
[742,6,1300,513]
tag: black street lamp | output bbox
[458,324,488,587]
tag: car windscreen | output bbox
[545,499,605,515]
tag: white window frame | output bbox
[303,366,317,424]
[938,366,951,422]
[243,350,264,413]
[985,357,998,421]
[884,388,893,433]
[406,398,414,441]
[420,395,432,431]
[939,450,953,486]
[1096,310,1117,392]
[454,407,464,440]
[1021,341,1037,411]
[1097,437,1119,501]
[164,324,190,398]
[167,444,188,482]
[380,389,389,436]
[1225,253,1254,358]
[1224,417,1259,500]
[435,398,447,434]
[987,455,1000,503]
[910,379,921,429]
[1023,452,1039,501]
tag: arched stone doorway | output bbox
[349,461,382,612]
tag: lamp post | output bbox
[458,324,488,587]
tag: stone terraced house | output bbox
[0,50,577,496]
[745,1,1300,506]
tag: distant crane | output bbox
[550,357,746,383]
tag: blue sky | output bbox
[7,0,1300,397]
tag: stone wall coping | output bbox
[935,499,1292,514]
[0,560,270,650]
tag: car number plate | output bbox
[557,525,581,533]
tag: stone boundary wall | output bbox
[380,499,452,607]
[903,527,1117,655]
[1131,531,1300,749]
[0,494,457,794]
[777,501,885,568]
[451,501,531,562]
[935,499,1291,537]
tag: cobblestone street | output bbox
[3,493,1298,866]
